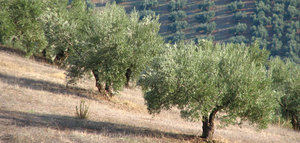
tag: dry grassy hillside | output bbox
[0,50,299,143]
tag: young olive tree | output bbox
[67,3,163,96]
[139,41,275,140]
[269,57,300,130]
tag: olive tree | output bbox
[39,0,76,63]
[0,0,47,57]
[139,41,275,140]
[270,57,300,130]
[67,3,163,96]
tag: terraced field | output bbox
[91,0,256,42]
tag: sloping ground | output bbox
[0,50,299,143]
[92,0,255,42]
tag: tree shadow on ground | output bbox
[0,110,197,141]
[0,72,98,100]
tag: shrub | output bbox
[197,22,216,34]
[194,35,214,44]
[273,3,285,15]
[233,11,247,22]
[169,10,187,22]
[195,11,215,23]
[228,1,244,12]
[168,31,185,43]
[169,21,188,33]
[198,0,214,11]
[76,100,89,119]
[255,1,271,13]
[231,23,247,35]
[228,35,248,44]
[286,5,298,20]
[140,0,158,10]
[251,25,268,39]
[169,0,187,11]
[139,10,156,20]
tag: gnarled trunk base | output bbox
[125,68,132,88]
[201,107,219,140]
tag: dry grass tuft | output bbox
[76,100,90,119]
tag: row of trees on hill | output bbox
[195,0,216,42]
[0,0,299,140]
[227,0,248,44]
[0,0,163,96]
[249,0,299,63]
[167,0,188,43]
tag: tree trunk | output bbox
[92,70,104,94]
[291,114,299,130]
[125,68,132,88]
[105,82,113,96]
[201,107,219,140]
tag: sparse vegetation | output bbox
[76,100,89,119]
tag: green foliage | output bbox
[228,1,244,12]
[194,35,214,43]
[269,57,300,130]
[255,1,271,13]
[228,35,248,44]
[0,0,47,57]
[40,0,74,63]
[231,23,247,36]
[198,0,214,11]
[169,10,187,22]
[139,10,156,20]
[168,31,185,44]
[286,5,298,20]
[169,21,188,33]
[115,0,125,4]
[252,11,271,26]
[233,11,247,22]
[197,22,216,34]
[139,41,275,138]
[67,3,163,94]
[76,100,89,119]
[251,25,268,39]
[140,0,158,10]
[195,11,215,23]
[169,0,187,11]
[273,3,285,15]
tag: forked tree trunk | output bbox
[125,68,132,88]
[201,107,219,140]
[92,70,104,94]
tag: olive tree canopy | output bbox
[139,41,275,139]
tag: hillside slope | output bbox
[0,50,299,143]
[91,0,256,42]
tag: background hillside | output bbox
[91,0,299,63]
